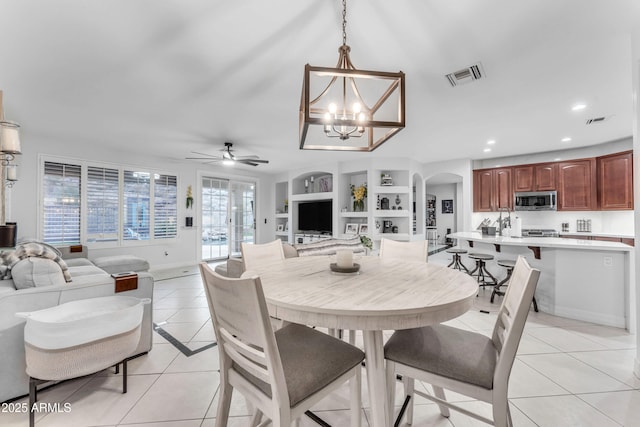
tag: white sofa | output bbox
[0,245,153,403]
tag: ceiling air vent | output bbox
[585,116,609,125]
[446,63,485,87]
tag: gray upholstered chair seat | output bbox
[237,323,364,406]
[384,324,497,390]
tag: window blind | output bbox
[123,170,150,240]
[42,161,82,244]
[86,166,119,242]
[154,174,177,239]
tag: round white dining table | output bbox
[246,255,479,427]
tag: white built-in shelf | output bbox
[290,192,333,202]
[373,185,410,194]
[373,209,410,217]
[340,212,369,218]
[275,232,288,237]
[275,213,289,218]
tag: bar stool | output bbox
[491,259,539,312]
[446,248,470,273]
[467,252,498,289]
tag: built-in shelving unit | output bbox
[275,181,290,242]
[373,169,411,238]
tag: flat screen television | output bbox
[297,200,332,233]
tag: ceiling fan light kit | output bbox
[299,0,405,152]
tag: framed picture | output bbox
[276,224,284,232]
[345,223,358,234]
[358,224,369,234]
[318,175,333,192]
[442,199,454,214]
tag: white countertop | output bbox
[558,232,634,239]
[448,231,633,252]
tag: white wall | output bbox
[631,0,640,379]
[9,135,270,270]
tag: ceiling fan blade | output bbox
[233,155,260,160]
[189,151,219,157]
[239,160,260,167]
[245,159,269,164]
[185,156,223,161]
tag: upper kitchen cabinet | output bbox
[597,150,633,210]
[557,159,597,211]
[473,168,512,212]
[513,163,557,192]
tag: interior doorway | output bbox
[425,173,463,251]
[201,177,255,261]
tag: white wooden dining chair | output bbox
[199,263,364,427]
[241,239,285,272]
[384,256,540,427]
[379,238,429,262]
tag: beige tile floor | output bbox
[2,251,639,427]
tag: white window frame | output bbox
[38,154,179,248]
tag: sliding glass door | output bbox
[201,177,255,261]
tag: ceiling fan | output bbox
[186,142,269,167]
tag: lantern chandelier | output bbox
[299,0,405,151]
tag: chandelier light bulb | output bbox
[353,102,361,114]
[328,103,337,114]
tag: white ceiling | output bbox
[0,0,634,174]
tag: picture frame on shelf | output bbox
[345,223,358,234]
[317,175,333,192]
[358,224,369,234]
[276,224,284,232]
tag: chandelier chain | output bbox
[342,0,347,46]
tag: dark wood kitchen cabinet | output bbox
[513,163,557,192]
[557,159,597,211]
[597,150,633,210]
[473,168,513,212]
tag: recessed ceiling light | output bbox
[487,139,496,145]
[561,137,572,142]
[572,104,586,111]
[554,158,562,161]
[483,148,491,153]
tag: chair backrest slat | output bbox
[379,238,429,262]
[199,263,289,402]
[241,240,286,271]
[492,256,540,384]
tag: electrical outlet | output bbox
[603,256,613,267]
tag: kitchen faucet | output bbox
[498,207,512,236]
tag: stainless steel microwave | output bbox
[514,191,557,211]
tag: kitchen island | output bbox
[448,231,635,330]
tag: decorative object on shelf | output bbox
[381,197,389,210]
[310,176,314,192]
[398,206,402,210]
[351,183,367,212]
[376,220,381,231]
[381,173,393,186]
[442,199,453,214]
[392,225,399,234]
[285,221,289,231]
[284,199,288,213]
[383,220,393,233]
[345,223,358,234]
[318,175,332,192]
[299,0,405,152]
[277,224,284,232]
[392,206,396,210]
[395,194,401,206]
[358,224,369,234]
[305,179,309,193]
[186,185,194,209]
[377,195,381,209]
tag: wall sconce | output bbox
[5,164,17,187]
[0,121,21,187]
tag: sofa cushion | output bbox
[11,258,68,289]
[64,258,94,268]
[68,265,110,278]
[92,255,150,274]
[294,236,365,257]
